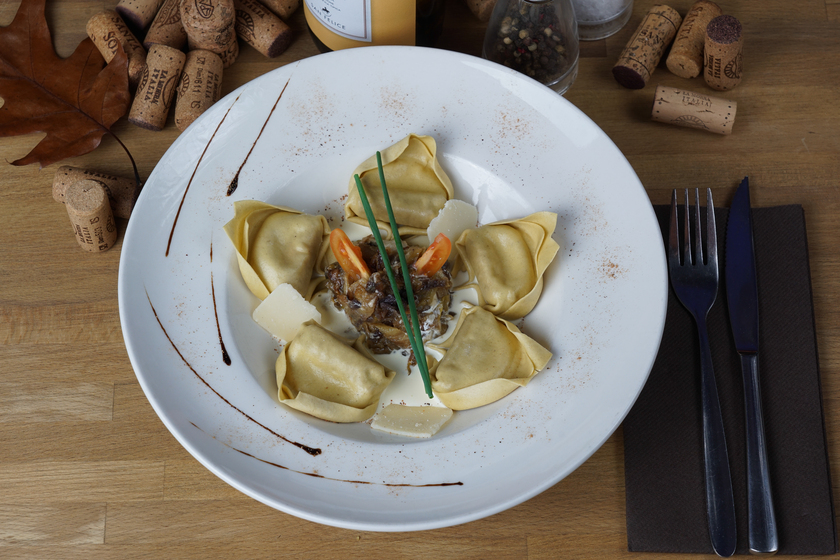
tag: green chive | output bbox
[374,152,433,397]
[353,167,434,399]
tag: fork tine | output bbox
[683,189,691,265]
[705,188,717,269]
[692,189,703,265]
[669,190,680,265]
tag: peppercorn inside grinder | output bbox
[482,0,580,94]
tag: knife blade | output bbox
[725,177,779,555]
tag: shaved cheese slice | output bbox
[371,404,453,438]
[427,200,479,260]
[253,283,321,342]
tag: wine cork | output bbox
[651,85,737,135]
[234,0,293,58]
[665,0,722,78]
[705,15,743,91]
[180,0,240,68]
[613,5,683,89]
[143,0,188,50]
[116,0,166,31]
[260,0,300,20]
[86,10,147,88]
[128,44,187,131]
[52,166,142,219]
[65,180,118,253]
[174,50,224,131]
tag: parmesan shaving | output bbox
[371,404,453,438]
[427,200,479,259]
[253,283,321,342]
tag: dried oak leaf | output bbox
[0,0,131,168]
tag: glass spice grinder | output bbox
[482,0,580,95]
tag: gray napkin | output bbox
[623,205,838,554]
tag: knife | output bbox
[725,177,779,555]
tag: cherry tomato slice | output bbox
[414,233,452,276]
[330,229,370,282]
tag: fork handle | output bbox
[740,353,779,555]
[698,316,738,557]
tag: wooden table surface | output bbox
[1,0,838,557]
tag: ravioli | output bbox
[223,200,330,300]
[431,306,552,410]
[276,321,395,422]
[455,211,560,320]
[345,134,455,236]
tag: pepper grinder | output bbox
[482,0,580,95]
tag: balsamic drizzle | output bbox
[166,93,241,257]
[209,241,231,366]
[192,423,463,488]
[146,290,322,456]
[226,75,293,197]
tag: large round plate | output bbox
[119,46,667,531]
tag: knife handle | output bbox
[698,316,738,558]
[741,353,779,555]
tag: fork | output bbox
[668,189,738,558]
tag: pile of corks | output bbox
[612,1,743,135]
[56,0,301,253]
[90,0,300,132]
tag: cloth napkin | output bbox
[623,205,838,555]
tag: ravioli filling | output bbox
[325,235,453,361]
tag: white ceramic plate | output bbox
[119,46,667,532]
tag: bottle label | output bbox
[305,0,416,50]
[304,0,372,42]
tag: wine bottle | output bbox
[304,0,445,52]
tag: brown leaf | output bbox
[0,0,131,168]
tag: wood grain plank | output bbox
[0,504,106,545]
[0,344,135,384]
[0,420,183,462]
[104,498,529,558]
[0,303,122,345]
[0,382,113,422]
[113,382,160,420]
[0,539,526,560]
[163,460,246,501]
[0,462,164,502]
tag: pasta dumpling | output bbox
[431,306,552,410]
[345,134,455,236]
[223,200,330,300]
[455,211,560,320]
[276,321,395,422]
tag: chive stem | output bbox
[353,172,434,399]
[374,152,433,398]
